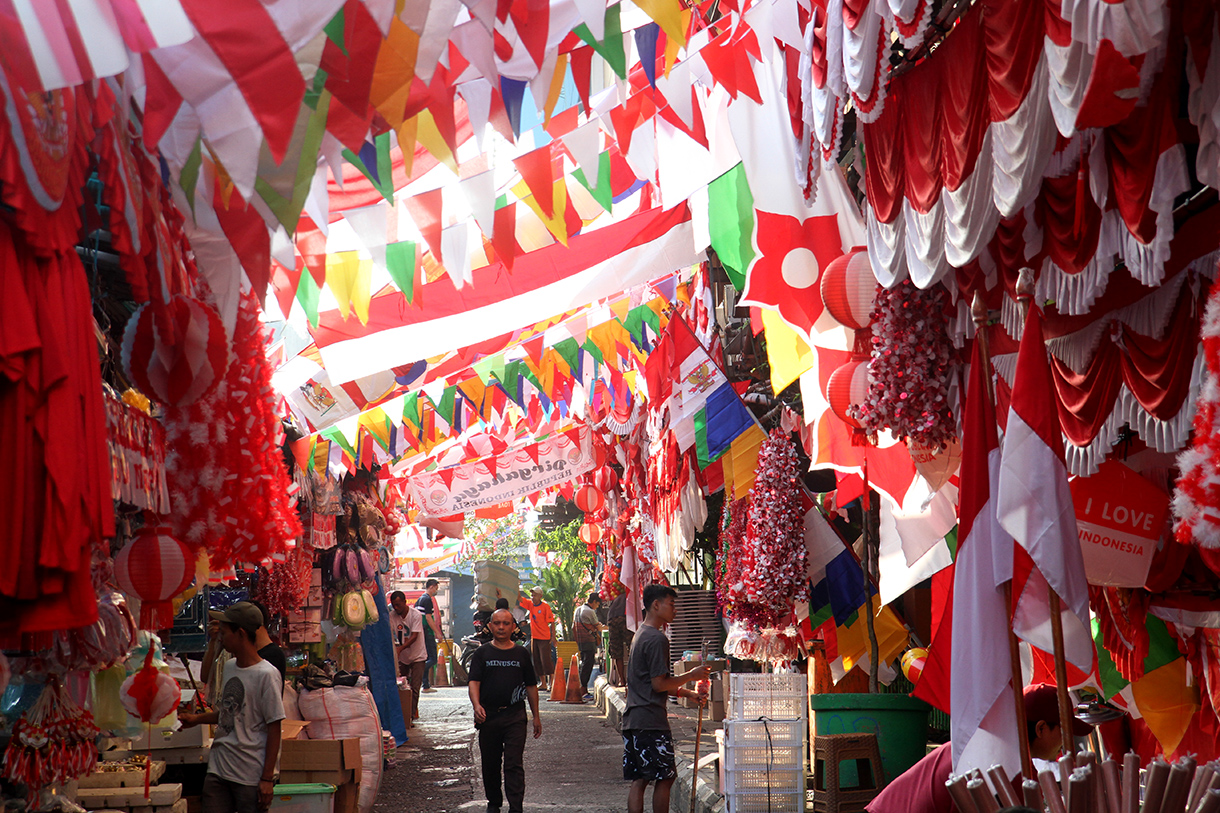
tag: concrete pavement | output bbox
[372,681,744,813]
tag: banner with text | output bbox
[1070,460,1168,588]
[409,425,593,516]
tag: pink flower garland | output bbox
[853,280,958,450]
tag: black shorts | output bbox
[622,729,677,781]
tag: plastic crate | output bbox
[269,784,336,813]
[722,740,804,770]
[727,787,806,813]
[723,765,804,795]
[728,673,808,719]
[723,718,806,750]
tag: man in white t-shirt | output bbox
[181,602,285,813]
[390,591,427,727]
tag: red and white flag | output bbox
[949,342,1020,777]
[997,305,1093,671]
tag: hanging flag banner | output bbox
[1070,460,1169,588]
[409,425,594,516]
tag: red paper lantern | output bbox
[593,466,618,492]
[825,361,869,429]
[579,523,602,550]
[820,247,877,330]
[114,527,195,630]
[121,294,231,406]
[574,484,605,514]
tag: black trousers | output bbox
[578,646,596,693]
[478,704,527,811]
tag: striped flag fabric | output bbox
[997,305,1094,672]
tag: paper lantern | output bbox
[121,294,231,406]
[825,361,869,429]
[120,650,181,724]
[901,647,928,684]
[114,527,195,630]
[574,484,605,514]
[593,466,618,492]
[909,438,962,492]
[579,523,602,551]
[820,247,877,330]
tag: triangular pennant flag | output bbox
[514,145,556,219]
[500,76,528,136]
[634,23,660,88]
[385,240,417,302]
[326,251,362,320]
[573,3,625,78]
[457,77,493,151]
[404,187,445,261]
[631,0,686,49]
[571,150,613,212]
[492,202,518,270]
[343,202,390,273]
[403,391,422,426]
[460,170,497,238]
[572,0,605,40]
[569,46,594,113]
[562,121,601,189]
[295,266,321,327]
[440,220,474,287]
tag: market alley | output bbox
[376,688,631,813]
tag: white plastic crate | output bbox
[722,740,804,770]
[723,765,804,795]
[727,787,806,813]
[728,673,808,719]
[723,718,806,750]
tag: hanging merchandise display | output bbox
[113,526,194,630]
[2,676,100,802]
[104,389,171,513]
[852,280,958,450]
[162,290,302,568]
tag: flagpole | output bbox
[972,292,1034,783]
[1014,269,1076,761]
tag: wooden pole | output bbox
[972,291,1034,782]
[1014,269,1076,759]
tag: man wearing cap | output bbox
[516,588,556,692]
[865,684,1094,813]
[180,602,286,813]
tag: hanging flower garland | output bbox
[163,290,302,570]
[852,280,957,450]
[739,429,808,625]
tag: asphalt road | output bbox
[374,687,632,813]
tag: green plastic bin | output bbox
[810,693,931,786]
[270,784,336,813]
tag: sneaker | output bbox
[582,693,594,701]
[422,687,438,693]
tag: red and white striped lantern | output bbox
[593,466,618,492]
[825,360,869,429]
[121,294,231,406]
[579,523,602,551]
[573,483,605,514]
[114,527,194,630]
[820,247,878,330]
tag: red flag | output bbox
[997,305,1094,672]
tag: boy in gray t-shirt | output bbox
[181,602,285,813]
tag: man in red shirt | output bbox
[517,588,557,692]
[866,684,1093,813]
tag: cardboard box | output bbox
[310,569,322,587]
[306,583,323,607]
[398,687,413,724]
[287,608,323,625]
[287,621,323,643]
[277,769,355,786]
[333,783,358,813]
[280,739,362,783]
[147,724,213,750]
[709,699,726,722]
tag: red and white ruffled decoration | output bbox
[164,289,302,571]
[1171,278,1220,575]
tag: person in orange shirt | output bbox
[517,588,557,692]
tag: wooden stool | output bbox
[812,733,886,813]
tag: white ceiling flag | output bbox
[572,0,606,41]
[460,170,498,239]
[562,120,602,189]
[440,220,474,288]
[343,202,390,273]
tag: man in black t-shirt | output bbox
[623,585,708,813]
[468,609,542,813]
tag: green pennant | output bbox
[495,194,510,209]
[386,240,417,302]
[552,338,581,375]
[571,151,613,214]
[320,426,355,458]
[179,135,203,219]
[256,89,330,234]
[582,337,604,366]
[296,269,321,328]
[943,526,958,560]
[707,163,756,290]
[573,4,625,78]
[434,386,456,426]
[472,355,500,386]
[324,7,347,55]
[403,392,421,427]
[304,68,329,111]
[341,131,394,203]
[497,361,522,404]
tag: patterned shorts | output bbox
[622,729,677,781]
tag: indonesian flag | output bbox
[944,342,1021,778]
[997,306,1094,671]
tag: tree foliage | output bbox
[530,520,596,639]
